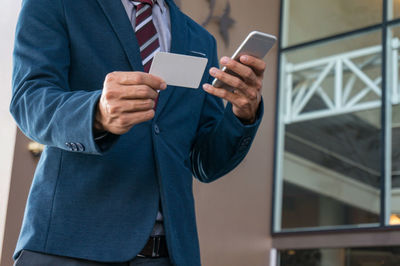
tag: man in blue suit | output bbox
[10,0,266,265]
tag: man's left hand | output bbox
[203,55,266,124]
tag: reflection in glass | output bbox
[391,102,400,225]
[389,0,400,20]
[282,0,382,47]
[390,214,400,225]
[280,247,400,266]
[389,25,400,226]
[277,31,382,230]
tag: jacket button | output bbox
[76,143,85,152]
[70,142,78,151]
[154,124,160,134]
[65,142,72,150]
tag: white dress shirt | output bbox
[121,0,171,53]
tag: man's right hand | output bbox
[94,71,167,135]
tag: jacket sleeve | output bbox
[10,0,109,155]
[190,37,264,183]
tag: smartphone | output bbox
[212,31,277,90]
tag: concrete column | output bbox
[319,198,345,266]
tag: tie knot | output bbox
[131,0,154,7]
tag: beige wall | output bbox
[181,1,280,265]
[0,0,20,263]
[1,131,38,266]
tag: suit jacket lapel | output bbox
[96,0,187,117]
[96,0,144,72]
[155,0,188,118]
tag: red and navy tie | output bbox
[131,0,161,73]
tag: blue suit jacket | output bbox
[10,0,263,265]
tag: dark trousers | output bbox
[14,250,173,266]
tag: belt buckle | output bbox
[151,236,162,258]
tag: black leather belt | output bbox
[137,236,169,258]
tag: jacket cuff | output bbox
[223,98,264,152]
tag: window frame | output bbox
[272,0,400,235]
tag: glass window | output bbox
[275,31,383,231]
[389,0,400,20]
[388,24,400,226]
[275,0,400,233]
[282,0,382,47]
[279,247,400,266]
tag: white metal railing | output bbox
[283,38,400,124]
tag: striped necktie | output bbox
[131,0,161,73]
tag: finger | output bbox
[124,109,155,125]
[203,83,240,104]
[120,99,155,113]
[239,55,266,76]
[119,85,159,100]
[210,67,247,94]
[115,109,155,129]
[220,57,257,84]
[111,71,167,90]
[210,67,258,99]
